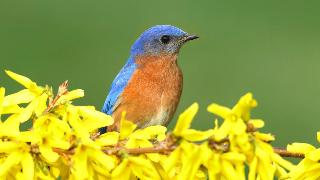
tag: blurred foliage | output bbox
[1,0,320,148]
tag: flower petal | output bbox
[233,93,257,121]
[0,141,21,153]
[72,146,88,179]
[2,105,22,114]
[39,144,59,163]
[0,114,20,137]
[222,152,246,162]
[130,125,166,140]
[60,89,84,102]
[173,103,199,136]
[111,159,130,178]
[287,143,316,154]
[34,93,48,116]
[248,119,265,128]
[181,129,214,141]
[306,148,320,162]
[207,103,232,119]
[3,89,36,106]
[15,97,38,123]
[95,132,119,146]
[21,153,34,179]
[78,106,114,132]
[0,87,5,117]
[0,151,23,176]
[87,148,117,171]
[5,70,43,94]
[254,132,275,142]
[119,112,137,140]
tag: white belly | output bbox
[141,94,169,127]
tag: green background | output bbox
[1,0,320,147]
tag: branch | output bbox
[48,138,305,159]
[103,145,177,155]
[273,147,305,158]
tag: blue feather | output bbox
[100,56,136,133]
[102,56,136,114]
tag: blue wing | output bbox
[100,57,136,133]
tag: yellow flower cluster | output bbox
[285,135,320,179]
[0,70,318,180]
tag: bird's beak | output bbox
[183,34,199,42]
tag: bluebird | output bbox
[101,25,198,133]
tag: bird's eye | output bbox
[160,35,170,44]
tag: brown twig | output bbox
[52,147,75,155]
[208,138,230,152]
[48,139,305,159]
[45,80,69,113]
[273,147,305,158]
[102,145,177,155]
[246,123,257,132]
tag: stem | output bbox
[273,147,305,158]
[50,142,305,159]
[103,145,177,155]
[45,80,69,113]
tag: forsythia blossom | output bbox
[0,70,318,180]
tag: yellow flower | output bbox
[71,145,89,180]
[232,93,257,122]
[207,93,257,122]
[5,70,43,95]
[250,139,276,180]
[39,143,60,163]
[272,153,295,171]
[21,153,34,180]
[177,142,209,180]
[287,133,320,179]
[129,125,167,141]
[159,144,182,175]
[57,89,84,103]
[248,119,264,129]
[0,144,34,179]
[70,145,117,179]
[287,143,316,154]
[112,156,162,180]
[128,156,161,180]
[317,131,320,143]
[253,132,275,142]
[111,159,130,179]
[207,100,248,141]
[173,103,214,141]
[66,105,97,148]
[66,105,112,148]
[0,87,5,119]
[34,93,48,116]
[77,106,114,133]
[87,147,117,172]
[173,103,198,135]
[288,158,320,179]
[124,123,167,163]
[95,132,119,146]
[3,71,319,180]
[3,89,36,106]
[0,151,24,177]
[119,112,137,140]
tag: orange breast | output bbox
[108,54,183,131]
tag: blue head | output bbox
[130,25,198,56]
